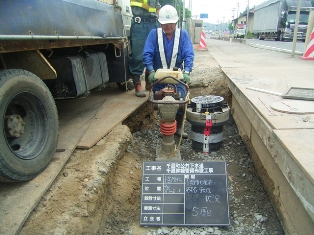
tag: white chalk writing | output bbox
[192,207,212,217]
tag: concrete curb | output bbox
[245,41,303,56]
[212,37,304,55]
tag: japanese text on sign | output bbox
[140,161,230,226]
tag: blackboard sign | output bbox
[284,87,314,101]
[140,161,230,226]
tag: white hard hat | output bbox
[158,5,179,24]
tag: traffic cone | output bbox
[301,26,314,60]
[197,30,208,51]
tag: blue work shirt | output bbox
[143,28,194,73]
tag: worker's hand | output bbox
[181,72,190,83]
[148,70,156,83]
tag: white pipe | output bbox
[246,87,283,96]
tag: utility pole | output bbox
[232,8,235,19]
[232,8,236,33]
[291,0,301,57]
[246,0,249,34]
[182,0,186,30]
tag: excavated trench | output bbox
[20,84,284,235]
[20,52,285,234]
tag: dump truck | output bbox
[0,0,133,182]
[252,0,313,41]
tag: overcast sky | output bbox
[186,0,267,23]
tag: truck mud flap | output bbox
[46,52,109,99]
[106,45,130,83]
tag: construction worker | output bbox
[129,0,161,97]
[143,5,194,138]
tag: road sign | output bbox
[200,13,208,19]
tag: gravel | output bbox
[125,107,284,235]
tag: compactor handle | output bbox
[148,75,189,105]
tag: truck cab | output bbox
[279,7,312,41]
[234,29,246,39]
[252,0,312,41]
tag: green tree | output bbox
[228,22,234,32]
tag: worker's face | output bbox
[161,23,177,36]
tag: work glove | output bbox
[148,70,156,83]
[181,72,191,83]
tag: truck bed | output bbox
[253,0,281,33]
[0,0,125,52]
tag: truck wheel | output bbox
[0,69,59,182]
[280,34,285,42]
[258,33,265,40]
[116,80,134,91]
[275,31,280,41]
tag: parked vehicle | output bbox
[234,29,246,39]
[0,0,133,182]
[252,0,313,41]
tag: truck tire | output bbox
[280,34,285,42]
[275,33,280,41]
[0,69,59,182]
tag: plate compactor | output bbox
[148,68,189,161]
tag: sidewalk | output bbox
[204,38,314,234]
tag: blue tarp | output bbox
[0,0,124,38]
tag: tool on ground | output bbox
[268,94,297,111]
[258,98,277,116]
[148,68,189,161]
[246,87,314,101]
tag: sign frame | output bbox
[140,161,230,226]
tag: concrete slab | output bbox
[232,96,314,234]
[206,38,314,234]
